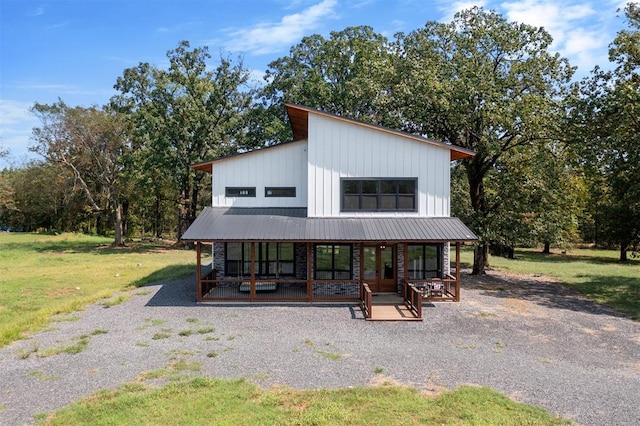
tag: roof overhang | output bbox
[182,207,477,243]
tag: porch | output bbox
[183,207,477,319]
[194,240,464,309]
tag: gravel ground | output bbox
[1,270,639,425]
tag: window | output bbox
[407,244,443,279]
[342,179,416,212]
[314,244,353,280]
[265,187,296,197]
[225,187,256,197]
[225,243,295,277]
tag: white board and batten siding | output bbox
[307,114,451,218]
[212,140,308,208]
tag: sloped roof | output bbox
[191,104,475,173]
[285,104,475,161]
[182,207,477,242]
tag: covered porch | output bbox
[193,240,465,304]
[183,207,477,313]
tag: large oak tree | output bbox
[112,41,253,240]
[30,101,131,245]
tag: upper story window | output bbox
[341,178,417,212]
[265,187,296,197]
[226,187,256,197]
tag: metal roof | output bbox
[182,207,477,242]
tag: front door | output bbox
[362,244,396,293]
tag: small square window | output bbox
[226,187,256,197]
[265,187,296,197]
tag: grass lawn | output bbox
[460,247,640,320]
[38,377,569,425]
[0,233,196,347]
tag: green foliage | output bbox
[39,378,568,425]
[262,8,574,274]
[398,7,573,272]
[569,4,640,261]
[263,26,399,127]
[30,101,132,245]
[112,41,254,239]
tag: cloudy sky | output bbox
[0,0,631,168]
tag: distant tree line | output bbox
[0,5,638,270]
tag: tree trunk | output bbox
[466,160,489,275]
[472,243,489,275]
[113,199,124,246]
[177,187,190,243]
[543,241,551,254]
[154,195,163,239]
[620,242,628,262]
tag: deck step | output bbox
[367,304,422,321]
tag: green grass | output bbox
[38,378,569,425]
[0,233,195,348]
[461,247,640,320]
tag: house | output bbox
[182,104,477,318]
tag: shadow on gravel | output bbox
[145,277,198,307]
[463,270,629,319]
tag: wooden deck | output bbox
[366,293,422,321]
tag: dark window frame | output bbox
[265,187,296,197]
[225,187,256,197]
[313,244,353,280]
[224,242,295,277]
[407,243,443,279]
[341,178,417,212]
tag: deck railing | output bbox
[200,275,360,302]
[403,281,422,319]
[405,273,459,301]
[360,282,372,319]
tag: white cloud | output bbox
[224,0,339,55]
[15,82,111,98]
[0,100,38,167]
[500,1,595,45]
[0,100,34,127]
[498,1,618,75]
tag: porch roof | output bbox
[182,207,477,242]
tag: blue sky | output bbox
[0,0,631,168]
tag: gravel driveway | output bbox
[1,271,639,425]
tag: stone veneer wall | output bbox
[213,242,226,277]
[295,243,307,279]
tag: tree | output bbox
[571,3,640,261]
[396,7,574,273]
[260,26,400,141]
[112,41,253,240]
[30,101,131,245]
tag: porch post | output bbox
[196,242,202,302]
[306,242,313,302]
[250,242,256,301]
[455,242,461,302]
[404,242,409,286]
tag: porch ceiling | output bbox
[182,207,477,243]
